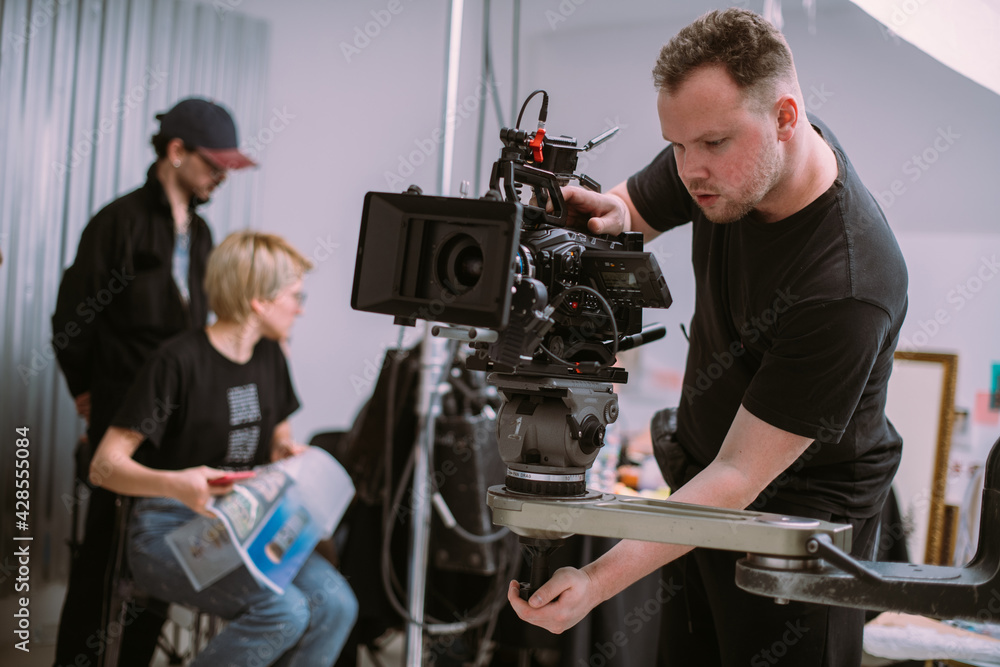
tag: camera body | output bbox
[469,224,671,378]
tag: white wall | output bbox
[223,0,999,457]
[222,0,453,440]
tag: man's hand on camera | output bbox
[561,185,630,236]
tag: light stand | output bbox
[404,1,465,663]
[404,331,454,665]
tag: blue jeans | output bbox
[127,497,358,667]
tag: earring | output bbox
[172,160,181,168]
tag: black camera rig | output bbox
[352,92,672,500]
[352,91,671,381]
[351,93,675,597]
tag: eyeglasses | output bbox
[188,145,227,179]
[281,288,307,306]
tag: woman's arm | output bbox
[270,420,307,462]
[90,426,234,516]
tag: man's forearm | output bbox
[583,538,693,605]
[583,455,774,604]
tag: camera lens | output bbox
[515,245,535,279]
[437,234,483,295]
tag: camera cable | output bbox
[539,285,620,369]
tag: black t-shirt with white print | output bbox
[112,329,300,471]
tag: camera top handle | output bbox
[490,90,617,230]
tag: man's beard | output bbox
[691,142,783,224]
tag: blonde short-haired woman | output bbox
[90,231,357,666]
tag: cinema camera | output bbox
[352,92,1000,616]
[352,90,672,497]
[352,90,679,593]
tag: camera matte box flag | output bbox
[351,191,523,329]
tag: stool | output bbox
[68,435,93,566]
[102,496,223,667]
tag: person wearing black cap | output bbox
[51,97,256,667]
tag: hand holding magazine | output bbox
[167,446,354,594]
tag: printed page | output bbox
[165,515,242,592]
[166,447,355,593]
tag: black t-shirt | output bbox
[627,118,908,517]
[112,329,300,471]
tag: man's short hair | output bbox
[205,231,313,323]
[151,133,173,159]
[652,8,795,108]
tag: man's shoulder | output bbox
[809,174,907,316]
[86,184,152,229]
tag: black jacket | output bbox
[52,164,213,442]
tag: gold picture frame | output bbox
[885,350,958,565]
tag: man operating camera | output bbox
[507,9,908,667]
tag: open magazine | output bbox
[166,446,354,594]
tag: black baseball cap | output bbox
[156,97,256,170]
